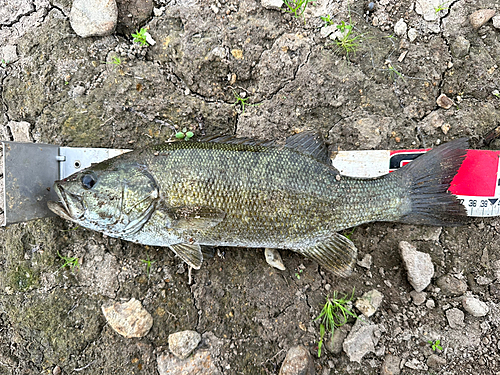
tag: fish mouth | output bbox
[47,183,84,222]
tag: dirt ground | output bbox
[1,0,500,374]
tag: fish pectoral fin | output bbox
[169,242,203,269]
[300,233,357,277]
[166,206,226,230]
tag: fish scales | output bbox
[48,133,468,276]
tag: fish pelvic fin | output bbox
[299,233,357,277]
[396,137,468,226]
[169,242,203,269]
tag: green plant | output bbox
[493,90,500,99]
[295,269,303,279]
[434,1,450,14]
[385,61,406,82]
[320,14,334,27]
[57,251,80,272]
[175,128,194,140]
[141,255,156,278]
[314,289,358,357]
[333,19,362,59]
[283,0,316,23]
[111,56,122,65]
[232,90,259,114]
[342,227,355,240]
[428,339,443,351]
[132,28,149,46]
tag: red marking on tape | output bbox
[449,150,500,197]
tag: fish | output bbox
[47,133,468,277]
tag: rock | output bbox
[394,19,407,37]
[0,45,18,63]
[407,28,418,42]
[427,354,446,369]
[410,291,427,306]
[279,345,314,375]
[426,299,436,309]
[326,325,350,354]
[320,25,336,39]
[70,0,118,38]
[6,121,32,142]
[476,276,492,285]
[436,94,454,109]
[265,248,286,271]
[168,330,202,360]
[436,274,467,296]
[381,354,400,375]
[445,307,465,329]
[343,319,381,363]
[101,298,153,338]
[405,358,427,371]
[357,254,372,269]
[115,0,154,35]
[415,0,441,21]
[462,296,489,317]
[261,0,283,10]
[399,241,434,292]
[493,15,500,29]
[157,350,220,375]
[354,289,383,317]
[450,36,470,58]
[469,9,496,30]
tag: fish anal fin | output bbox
[166,206,226,230]
[169,242,203,269]
[300,233,357,277]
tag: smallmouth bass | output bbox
[48,133,467,276]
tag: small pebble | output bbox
[394,19,407,37]
[355,289,383,317]
[445,307,465,329]
[469,9,496,30]
[101,298,153,338]
[436,94,454,109]
[493,15,500,29]
[410,291,427,306]
[326,325,350,354]
[168,330,202,359]
[436,274,467,296]
[357,254,372,269]
[279,346,314,375]
[399,241,434,292]
[426,299,435,309]
[408,28,418,42]
[264,248,286,271]
[427,354,446,369]
[70,0,118,38]
[462,296,489,317]
[157,350,219,375]
[261,0,283,10]
[381,354,400,375]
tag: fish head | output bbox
[48,160,159,235]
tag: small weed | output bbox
[342,227,355,240]
[428,339,443,351]
[141,255,156,278]
[314,289,358,357]
[385,61,406,83]
[58,251,80,272]
[132,28,149,46]
[493,90,500,99]
[283,0,316,23]
[320,14,334,27]
[232,90,259,114]
[0,59,9,67]
[175,127,194,140]
[434,1,451,14]
[111,56,122,65]
[295,269,303,279]
[332,18,362,59]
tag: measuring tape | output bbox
[331,149,500,217]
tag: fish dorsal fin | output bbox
[169,242,203,269]
[299,232,357,277]
[200,134,276,147]
[166,205,226,230]
[285,131,331,164]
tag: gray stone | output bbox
[0,45,18,63]
[462,296,489,317]
[394,19,407,37]
[381,354,400,375]
[445,307,465,329]
[157,350,220,375]
[168,330,202,360]
[265,248,286,271]
[343,319,381,363]
[279,345,315,375]
[436,274,467,296]
[320,25,336,39]
[261,0,283,11]
[6,121,32,142]
[70,0,118,38]
[326,324,350,354]
[357,254,372,269]
[410,291,427,306]
[436,94,454,109]
[101,298,153,338]
[0,0,33,25]
[450,36,470,58]
[415,0,441,21]
[355,289,383,317]
[407,28,418,42]
[427,354,446,369]
[469,9,496,30]
[493,15,500,29]
[399,241,434,292]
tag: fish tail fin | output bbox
[396,138,468,226]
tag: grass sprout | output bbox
[314,289,358,357]
[232,90,259,114]
[132,28,149,46]
[58,251,80,272]
[141,255,156,278]
[283,0,316,23]
[428,339,443,351]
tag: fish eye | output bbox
[81,173,97,190]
